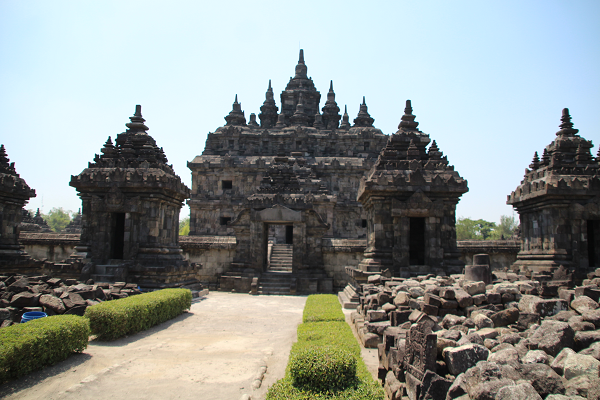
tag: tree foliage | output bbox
[45,208,72,232]
[179,217,190,236]
[456,215,518,241]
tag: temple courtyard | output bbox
[0,292,368,400]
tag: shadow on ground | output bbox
[0,353,92,397]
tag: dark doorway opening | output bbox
[588,220,600,268]
[111,213,125,259]
[409,217,426,265]
[285,225,294,245]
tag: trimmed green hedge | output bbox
[85,288,192,340]
[267,295,383,400]
[302,294,346,323]
[290,346,357,392]
[0,315,90,384]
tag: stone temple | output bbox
[508,108,600,279]
[70,106,199,288]
[188,50,468,294]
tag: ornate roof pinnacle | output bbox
[225,95,246,125]
[329,80,334,92]
[529,151,540,169]
[398,100,419,131]
[339,105,350,129]
[353,96,374,127]
[294,49,308,79]
[556,108,579,136]
[126,104,149,133]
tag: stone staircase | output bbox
[268,244,293,272]
[91,260,129,283]
[258,271,296,295]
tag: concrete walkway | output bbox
[0,292,307,400]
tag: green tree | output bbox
[490,215,519,240]
[46,207,72,232]
[179,217,190,236]
[456,218,497,240]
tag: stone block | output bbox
[528,320,575,356]
[10,292,40,308]
[495,382,542,400]
[443,343,489,376]
[455,290,473,308]
[564,353,600,380]
[394,292,410,307]
[39,294,65,314]
[366,309,387,322]
[463,281,486,296]
[424,293,441,307]
[421,303,438,316]
[576,286,600,303]
[519,294,568,317]
[572,295,599,314]
[491,307,519,327]
[439,287,455,300]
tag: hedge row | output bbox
[0,315,90,384]
[85,288,192,340]
[267,295,384,400]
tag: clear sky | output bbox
[1,1,598,223]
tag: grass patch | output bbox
[302,294,346,323]
[85,288,192,340]
[0,315,90,384]
[267,294,383,400]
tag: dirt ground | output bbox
[0,292,309,400]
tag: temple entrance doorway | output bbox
[111,212,125,259]
[265,223,293,272]
[409,217,426,265]
[588,220,600,269]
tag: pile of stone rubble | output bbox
[350,266,600,399]
[0,274,141,328]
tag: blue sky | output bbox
[1,0,598,223]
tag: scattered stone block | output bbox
[444,343,489,375]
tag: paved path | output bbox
[0,292,307,400]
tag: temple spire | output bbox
[556,108,579,136]
[126,104,149,133]
[398,100,419,131]
[339,105,350,129]
[353,96,374,127]
[322,80,340,129]
[529,151,540,169]
[294,49,308,79]
[0,144,16,175]
[259,80,278,128]
[291,93,310,126]
[225,95,246,126]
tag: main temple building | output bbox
[187,50,468,293]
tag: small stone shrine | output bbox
[0,144,36,264]
[351,100,468,279]
[508,108,600,278]
[70,106,198,287]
